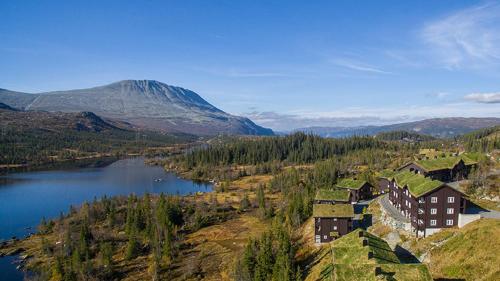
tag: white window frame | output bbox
[446,219,453,226]
[430,219,437,226]
[447,208,454,214]
[447,196,455,203]
[333,225,337,230]
[430,208,437,215]
[431,197,438,203]
[324,235,328,240]
[315,235,321,243]
[333,218,337,221]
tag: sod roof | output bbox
[378,169,397,179]
[336,178,368,190]
[313,204,354,218]
[315,188,351,202]
[315,229,433,281]
[383,171,444,197]
[413,153,479,172]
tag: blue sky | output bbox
[1,0,499,130]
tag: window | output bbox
[431,197,438,203]
[446,219,454,226]
[447,208,454,214]
[409,202,411,208]
[419,198,425,203]
[418,219,424,225]
[430,208,437,215]
[315,235,321,243]
[447,196,455,203]
[430,219,437,226]
[333,226,337,230]
[333,218,337,221]
[418,208,424,214]
[324,235,327,239]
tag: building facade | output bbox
[382,171,466,237]
[313,204,354,243]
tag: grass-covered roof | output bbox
[336,178,368,190]
[384,171,443,197]
[414,153,479,172]
[314,229,433,281]
[378,169,397,179]
[313,204,354,218]
[315,188,351,202]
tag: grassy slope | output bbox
[420,219,500,281]
[303,228,432,281]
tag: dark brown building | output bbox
[380,170,467,237]
[313,204,354,243]
[398,154,478,182]
[336,178,373,202]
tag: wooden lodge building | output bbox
[336,178,373,202]
[379,170,467,237]
[313,203,354,243]
[398,154,478,182]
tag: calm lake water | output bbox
[0,158,212,281]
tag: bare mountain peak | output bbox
[0,80,273,136]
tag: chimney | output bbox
[362,239,368,246]
[358,231,364,238]
[368,251,373,259]
[375,267,382,276]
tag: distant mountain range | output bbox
[0,80,274,136]
[292,117,500,138]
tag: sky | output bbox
[1,0,500,131]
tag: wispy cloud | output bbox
[421,2,500,69]
[465,92,500,103]
[330,58,392,74]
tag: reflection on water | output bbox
[0,157,212,280]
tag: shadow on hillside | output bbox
[464,200,489,214]
[297,247,329,278]
[394,245,420,264]
[355,214,372,230]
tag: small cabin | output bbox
[336,178,373,202]
[313,204,354,243]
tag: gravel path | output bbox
[379,195,410,223]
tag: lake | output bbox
[0,157,212,281]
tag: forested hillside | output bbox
[0,108,195,166]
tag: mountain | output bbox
[0,102,19,111]
[374,130,436,142]
[0,80,273,136]
[294,117,500,138]
[0,107,122,133]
